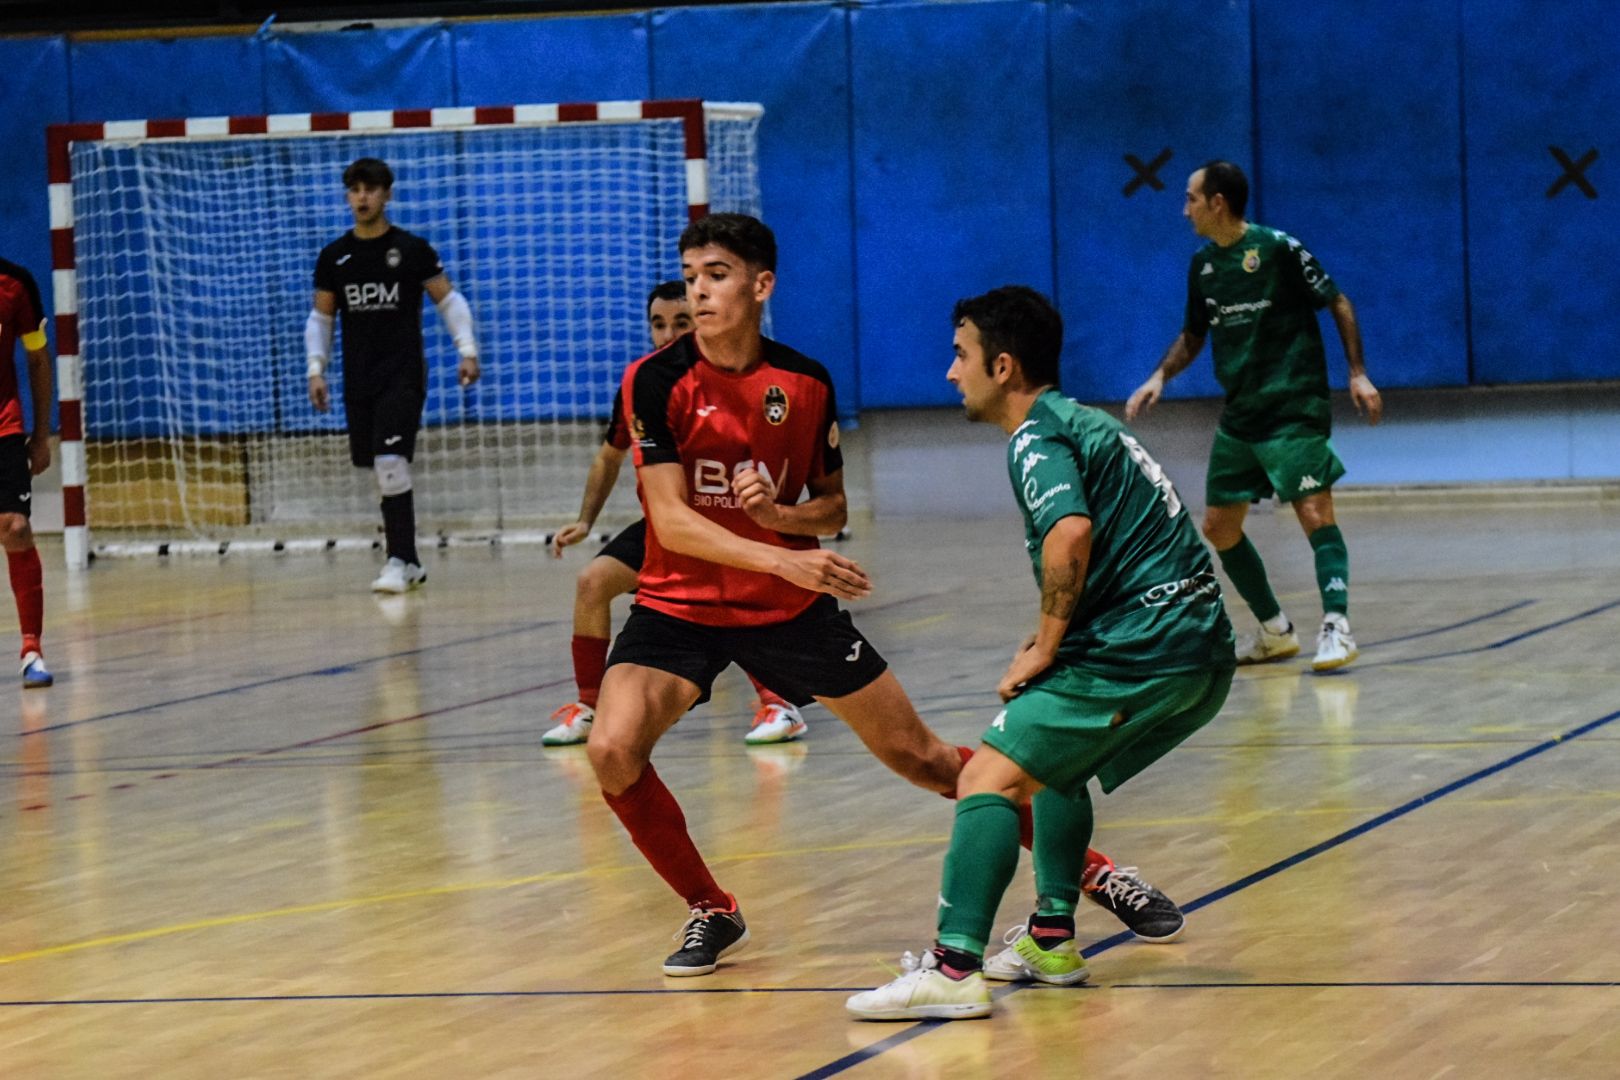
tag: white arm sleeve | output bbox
[435,289,479,359]
[305,309,334,377]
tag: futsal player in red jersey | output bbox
[587,215,1184,977]
[0,256,54,688]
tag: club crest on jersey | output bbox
[828,421,840,449]
[631,414,647,441]
[1242,247,1261,273]
[763,385,789,426]
[386,247,402,269]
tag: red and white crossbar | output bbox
[44,99,750,569]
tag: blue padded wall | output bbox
[652,2,857,414]
[1464,0,1620,384]
[264,25,453,112]
[1256,0,1467,391]
[0,36,71,433]
[850,0,1054,409]
[1048,0,1250,405]
[70,35,266,122]
[452,15,650,104]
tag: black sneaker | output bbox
[1085,866,1186,942]
[662,898,750,976]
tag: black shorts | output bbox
[607,595,889,707]
[0,435,32,518]
[599,518,648,572]
[345,377,426,467]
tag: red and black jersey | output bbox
[0,257,48,439]
[602,385,633,451]
[624,332,843,627]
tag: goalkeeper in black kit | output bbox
[306,158,481,592]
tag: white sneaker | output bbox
[1236,621,1300,665]
[983,922,1091,985]
[1312,613,1359,671]
[846,949,991,1021]
[20,650,53,689]
[371,557,426,594]
[744,702,807,745]
[542,702,594,746]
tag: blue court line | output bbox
[1358,599,1534,648]
[1349,595,1620,672]
[1108,980,1619,989]
[796,705,1620,1079]
[25,617,566,737]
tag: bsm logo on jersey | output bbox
[692,457,782,509]
[344,282,401,311]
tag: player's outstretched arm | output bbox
[551,443,627,557]
[425,274,480,386]
[641,462,870,600]
[305,289,337,412]
[1329,293,1381,426]
[732,467,847,537]
[1125,332,1204,421]
[998,514,1092,702]
[22,344,53,476]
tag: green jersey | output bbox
[1183,223,1341,440]
[1009,391,1235,676]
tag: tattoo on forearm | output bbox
[1040,554,1085,620]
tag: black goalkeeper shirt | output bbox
[314,226,444,391]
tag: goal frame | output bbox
[46,98,749,569]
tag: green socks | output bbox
[1216,534,1283,623]
[1309,524,1349,616]
[1032,787,1094,917]
[936,793,1022,957]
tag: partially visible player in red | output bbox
[544,281,807,747]
[587,215,1184,978]
[0,257,55,688]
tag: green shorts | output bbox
[1205,427,1346,505]
[981,664,1234,800]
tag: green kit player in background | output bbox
[1127,160,1382,671]
[848,286,1235,1021]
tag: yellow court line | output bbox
[0,835,948,968]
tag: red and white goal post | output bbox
[46,99,764,568]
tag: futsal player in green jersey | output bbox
[1126,161,1382,671]
[848,287,1235,1021]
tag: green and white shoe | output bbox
[982,921,1090,986]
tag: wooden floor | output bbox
[3,504,1619,1079]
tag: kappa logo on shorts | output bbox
[992,710,1007,731]
[845,641,863,662]
[1297,474,1321,491]
[763,385,789,426]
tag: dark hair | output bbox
[343,158,394,190]
[1198,160,1248,218]
[646,280,687,312]
[679,213,777,272]
[951,285,1063,389]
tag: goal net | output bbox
[49,100,763,564]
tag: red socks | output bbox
[747,673,790,709]
[601,766,728,910]
[571,634,609,708]
[7,547,43,655]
